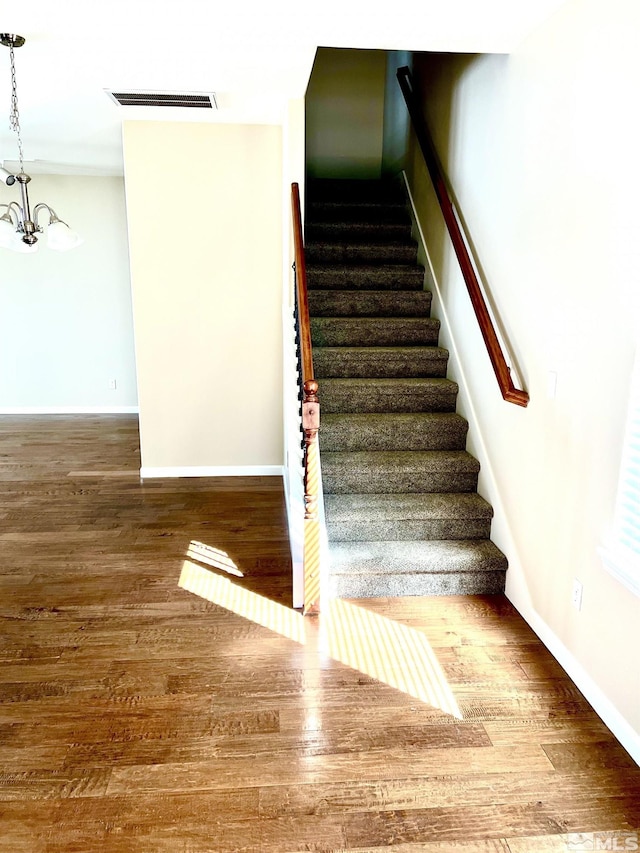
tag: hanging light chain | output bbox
[8,42,25,175]
[0,33,81,250]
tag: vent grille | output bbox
[106,91,217,109]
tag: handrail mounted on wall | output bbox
[397,66,529,407]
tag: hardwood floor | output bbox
[0,415,638,852]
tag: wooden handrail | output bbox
[291,180,320,467]
[291,183,314,389]
[291,182,321,615]
[397,66,529,407]
[291,181,320,452]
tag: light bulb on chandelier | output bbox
[0,33,82,253]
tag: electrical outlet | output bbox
[572,578,583,611]
[108,379,117,390]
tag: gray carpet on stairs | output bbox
[306,177,507,597]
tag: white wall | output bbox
[282,97,308,607]
[405,0,640,752]
[0,175,137,411]
[306,48,387,179]
[123,121,284,475]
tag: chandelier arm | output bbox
[0,201,22,225]
[33,203,65,227]
[33,202,51,229]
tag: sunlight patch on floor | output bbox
[179,561,306,643]
[320,599,461,717]
[179,555,460,717]
[186,540,244,577]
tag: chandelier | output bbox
[0,34,81,253]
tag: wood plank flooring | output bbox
[0,415,638,852]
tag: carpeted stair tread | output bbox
[319,377,458,413]
[308,290,432,317]
[319,413,469,452]
[306,241,418,265]
[325,493,493,541]
[327,539,507,598]
[329,539,507,574]
[311,317,440,347]
[313,346,448,379]
[322,450,480,494]
[306,264,425,291]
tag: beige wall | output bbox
[406,0,640,746]
[306,48,387,179]
[123,121,284,472]
[0,175,137,411]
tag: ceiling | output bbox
[0,0,567,177]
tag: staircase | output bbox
[305,177,508,598]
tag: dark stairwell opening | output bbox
[304,47,507,597]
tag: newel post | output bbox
[302,379,321,614]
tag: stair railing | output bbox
[397,66,529,407]
[291,182,321,614]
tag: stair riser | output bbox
[324,492,493,531]
[306,223,413,243]
[306,244,418,265]
[311,318,440,347]
[320,384,457,414]
[308,203,411,224]
[307,180,406,204]
[308,291,432,317]
[307,267,425,291]
[329,571,507,598]
[314,350,448,379]
[319,417,468,452]
[327,518,492,541]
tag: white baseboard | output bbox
[0,406,139,414]
[509,592,640,767]
[402,170,640,768]
[140,465,284,479]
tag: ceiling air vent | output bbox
[106,90,217,109]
